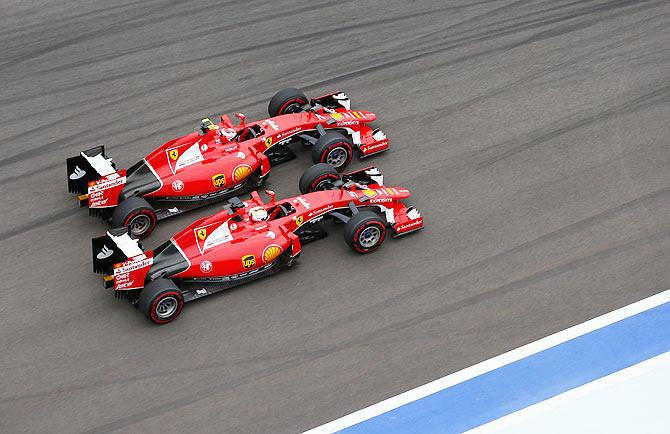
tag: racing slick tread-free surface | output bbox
[1,1,669,433]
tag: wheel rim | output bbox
[283,103,301,113]
[359,226,381,248]
[326,146,348,168]
[155,296,178,319]
[129,214,151,236]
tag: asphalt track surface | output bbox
[0,0,668,433]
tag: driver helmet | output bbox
[220,128,237,140]
[249,207,268,222]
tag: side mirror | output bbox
[234,112,246,127]
[265,190,276,204]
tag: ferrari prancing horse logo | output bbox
[294,215,303,226]
[169,149,179,161]
[197,229,207,240]
[264,137,273,148]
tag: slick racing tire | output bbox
[299,163,341,194]
[268,88,309,117]
[312,132,354,171]
[112,196,157,240]
[344,211,386,254]
[138,279,184,325]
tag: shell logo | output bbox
[262,245,283,263]
[233,164,252,183]
[362,189,376,197]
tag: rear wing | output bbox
[67,145,126,209]
[92,227,153,290]
[67,146,115,194]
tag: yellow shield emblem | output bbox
[264,137,273,148]
[233,164,252,182]
[330,113,343,120]
[263,245,283,263]
[295,215,304,226]
[168,149,179,161]
[197,228,207,241]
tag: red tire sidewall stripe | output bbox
[278,98,307,115]
[310,173,340,192]
[150,290,184,324]
[353,220,386,253]
[124,208,157,238]
[320,141,353,165]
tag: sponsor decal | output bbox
[201,143,208,152]
[396,218,423,232]
[347,190,359,198]
[113,253,154,290]
[171,179,184,192]
[169,149,179,161]
[362,189,376,198]
[199,260,213,273]
[230,223,238,230]
[264,137,273,148]
[196,288,207,295]
[212,173,226,188]
[262,245,283,263]
[308,204,334,218]
[361,141,389,153]
[337,120,359,126]
[265,231,276,240]
[266,120,279,131]
[233,164,252,183]
[294,215,304,226]
[168,207,179,213]
[330,112,343,120]
[70,166,86,180]
[97,245,113,260]
[277,126,301,139]
[370,197,393,204]
[296,197,311,209]
[197,228,207,241]
[242,254,256,269]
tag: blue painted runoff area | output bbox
[338,301,670,434]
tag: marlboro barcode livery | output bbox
[91,164,422,324]
[67,88,389,239]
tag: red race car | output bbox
[91,164,423,324]
[67,88,389,239]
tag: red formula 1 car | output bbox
[67,88,389,239]
[91,164,423,324]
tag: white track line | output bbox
[465,350,670,433]
[304,289,670,434]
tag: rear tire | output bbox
[138,279,184,325]
[311,132,353,171]
[344,211,386,253]
[299,163,341,194]
[112,196,157,240]
[268,88,309,117]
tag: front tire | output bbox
[299,163,341,194]
[112,196,157,239]
[344,211,386,253]
[268,88,309,117]
[311,132,353,171]
[138,279,184,325]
